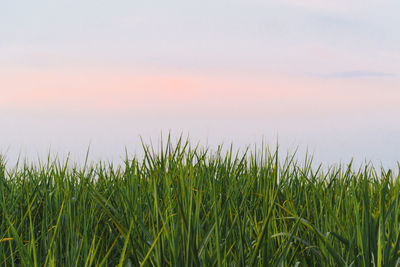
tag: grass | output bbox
[1,137,400,266]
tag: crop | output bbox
[1,137,400,266]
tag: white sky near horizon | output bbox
[1,0,400,169]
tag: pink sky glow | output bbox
[1,0,400,167]
[1,68,398,118]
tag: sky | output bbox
[1,0,400,168]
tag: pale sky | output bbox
[1,0,399,168]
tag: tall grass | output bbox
[1,138,400,266]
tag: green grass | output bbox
[1,137,400,266]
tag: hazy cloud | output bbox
[310,71,397,79]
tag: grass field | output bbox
[1,138,400,266]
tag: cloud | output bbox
[310,71,397,79]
